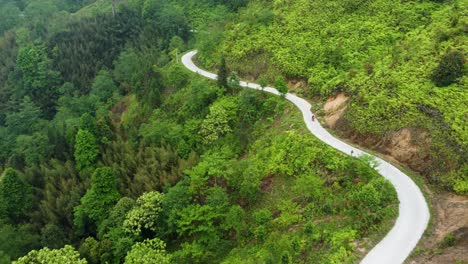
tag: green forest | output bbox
[0,0,465,263]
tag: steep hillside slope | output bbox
[197,0,467,195]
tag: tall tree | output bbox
[274,76,288,96]
[13,44,61,118]
[0,168,32,221]
[74,129,99,171]
[74,167,121,233]
[123,191,164,237]
[217,57,229,89]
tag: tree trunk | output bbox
[111,0,116,17]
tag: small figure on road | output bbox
[312,114,316,122]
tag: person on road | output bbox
[312,114,316,122]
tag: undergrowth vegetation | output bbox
[197,0,467,195]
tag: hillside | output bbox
[0,0,402,263]
[197,0,467,195]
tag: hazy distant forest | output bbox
[0,0,465,263]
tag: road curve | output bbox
[182,50,430,264]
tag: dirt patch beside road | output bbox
[321,93,467,264]
[323,93,349,129]
[410,192,468,264]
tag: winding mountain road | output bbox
[182,50,430,264]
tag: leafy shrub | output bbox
[432,50,465,87]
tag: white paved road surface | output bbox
[182,50,430,264]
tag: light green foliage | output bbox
[124,191,164,236]
[262,131,321,176]
[139,113,184,148]
[274,76,288,96]
[253,208,272,226]
[454,179,468,195]
[14,245,87,264]
[224,205,245,235]
[74,167,120,230]
[273,200,303,229]
[213,110,397,262]
[15,44,50,90]
[169,36,185,57]
[209,0,468,191]
[176,204,221,238]
[206,187,230,210]
[185,148,236,196]
[124,238,170,264]
[74,129,99,171]
[200,97,237,144]
[24,1,59,22]
[325,228,357,263]
[162,63,189,90]
[442,165,468,195]
[293,173,324,201]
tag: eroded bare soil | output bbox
[410,192,468,264]
[323,94,468,263]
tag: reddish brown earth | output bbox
[322,93,468,264]
[409,192,468,264]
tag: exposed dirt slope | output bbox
[410,193,468,264]
[323,94,467,264]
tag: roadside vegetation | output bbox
[197,0,467,195]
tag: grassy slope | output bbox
[158,70,398,262]
[219,100,398,263]
[197,0,467,194]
